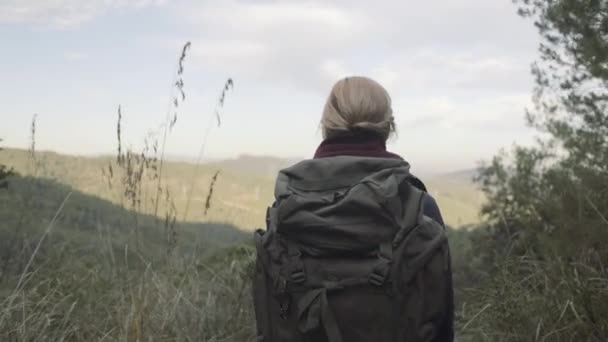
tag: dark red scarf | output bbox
[313,133,430,193]
[314,134,402,160]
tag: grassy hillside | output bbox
[0,150,487,341]
[0,148,275,231]
[0,163,478,341]
[207,154,300,180]
[0,175,247,271]
[0,172,486,341]
[0,148,483,229]
[425,171,484,227]
[0,175,255,340]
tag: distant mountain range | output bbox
[433,168,479,183]
[204,154,479,183]
[0,148,483,229]
[205,154,302,180]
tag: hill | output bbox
[0,148,483,228]
[209,156,485,227]
[0,173,256,341]
[206,154,301,180]
[425,169,484,227]
[0,175,247,268]
[0,148,275,231]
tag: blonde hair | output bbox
[321,76,395,140]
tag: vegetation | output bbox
[454,1,608,340]
[0,176,254,340]
[0,42,259,341]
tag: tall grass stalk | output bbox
[153,41,191,219]
[29,114,38,176]
[182,78,234,222]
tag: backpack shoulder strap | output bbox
[407,175,428,192]
[398,176,426,230]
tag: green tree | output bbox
[519,0,608,170]
[460,2,608,339]
[478,0,608,258]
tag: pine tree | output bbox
[479,0,608,257]
[466,2,608,338]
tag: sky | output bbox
[0,0,540,174]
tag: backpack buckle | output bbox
[369,271,386,286]
[369,242,392,286]
[290,270,306,283]
[369,263,390,286]
[279,300,290,320]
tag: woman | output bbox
[314,76,445,227]
[253,76,454,342]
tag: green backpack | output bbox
[253,156,453,342]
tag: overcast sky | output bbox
[0,0,540,173]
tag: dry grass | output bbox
[458,255,608,341]
[0,242,256,341]
[204,171,220,216]
[0,41,254,342]
[182,77,234,223]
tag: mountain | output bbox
[0,148,275,231]
[0,148,483,229]
[206,154,302,180]
[425,169,484,227]
[434,168,478,183]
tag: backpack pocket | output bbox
[266,255,397,342]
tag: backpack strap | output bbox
[285,240,306,284]
[407,175,428,192]
[392,178,425,246]
[401,177,425,229]
[297,287,343,342]
[265,205,279,232]
[295,239,394,342]
[369,241,393,286]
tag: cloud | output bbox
[0,0,168,28]
[0,0,540,169]
[64,51,88,61]
[170,0,539,162]
[176,0,536,95]
[179,0,368,91]
[395,94,532,132]
[370,50,532,98]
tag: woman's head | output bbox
[321,76,395,141]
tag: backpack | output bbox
[253,156,453,342]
